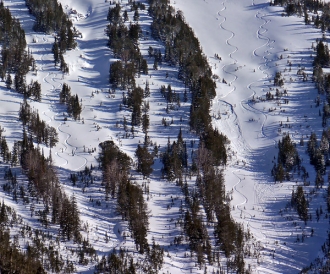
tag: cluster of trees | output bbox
[201,128,228,166]
[274,71,284,87]
[19,99,58,147]
[25,0,77,73]
[117,178,149,253]
[148,0,215,133]
[69,165,95,188]
[120,85,151,139]
[99,140,131,199]
[52,38,70,73]
[126,86,144,127]
[183,189,212,266]
[106,3,148,89]
[291,186,309,223]
[0,128,11,164]
[25,0,77,48]
[161,130,187,181]
[136,144,154,177]
[95,249,137,274]
[0,208,46,273]
[308,132,324,171]
[0,199,95,273]
[148,45,162,70]
[109,60,136,89]
[196,142,246,270]
[15,128,82,242]
[160,84,181,106]
[98,141,150,253]
[272,0,330,31]
[0,1,35,101]
[272,134,300,183]
[160,131,245,270]
[307,131,330,187]
[59,83,82,120]
[95,241,164,274]
[313,40,329,94]
[271,135,310,223]
[13,68,42,100]
[0,1,33,78]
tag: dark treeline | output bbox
[97,140,164,272]
[0,1,33,79]
[148,0,215,134]
[148,0,228,164]
[25,0,77,49]
[106,2,149,129]
[0,190,95,273]
[25,0,77,73]
[0,200,46,273]
[98,141,150,254]
[19,99,58,148]
[0,123,97,272]
[106,4,148,88]
[191,142,246,271]
[19,129,81,243]
[0,1,38,101]
[161,129,187,181]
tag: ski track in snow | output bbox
[217,0,250,152]
[216,1,287,270]
[217,0,254,224]
[37,34,88,171]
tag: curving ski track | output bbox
[38,35,87,171]
[215,2,284,266]
[217,0,250,152]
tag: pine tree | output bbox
[133,10,139,21]
[5,73,12,89]
[292,186,309,223]
[135,144,153,177]
[142,113,150,134]
[52,41,60,65]
[144,80,150,98]
[60,83,71,103]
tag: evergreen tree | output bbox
[144,80,150,98]
[135,144,153,177]
[291,186,309,223]
[5,73,12,89]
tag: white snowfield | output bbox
[0,0,329,273]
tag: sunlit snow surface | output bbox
[0,0,328,272]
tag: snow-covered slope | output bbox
[0,0,329,273]
[172,0,329,272]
